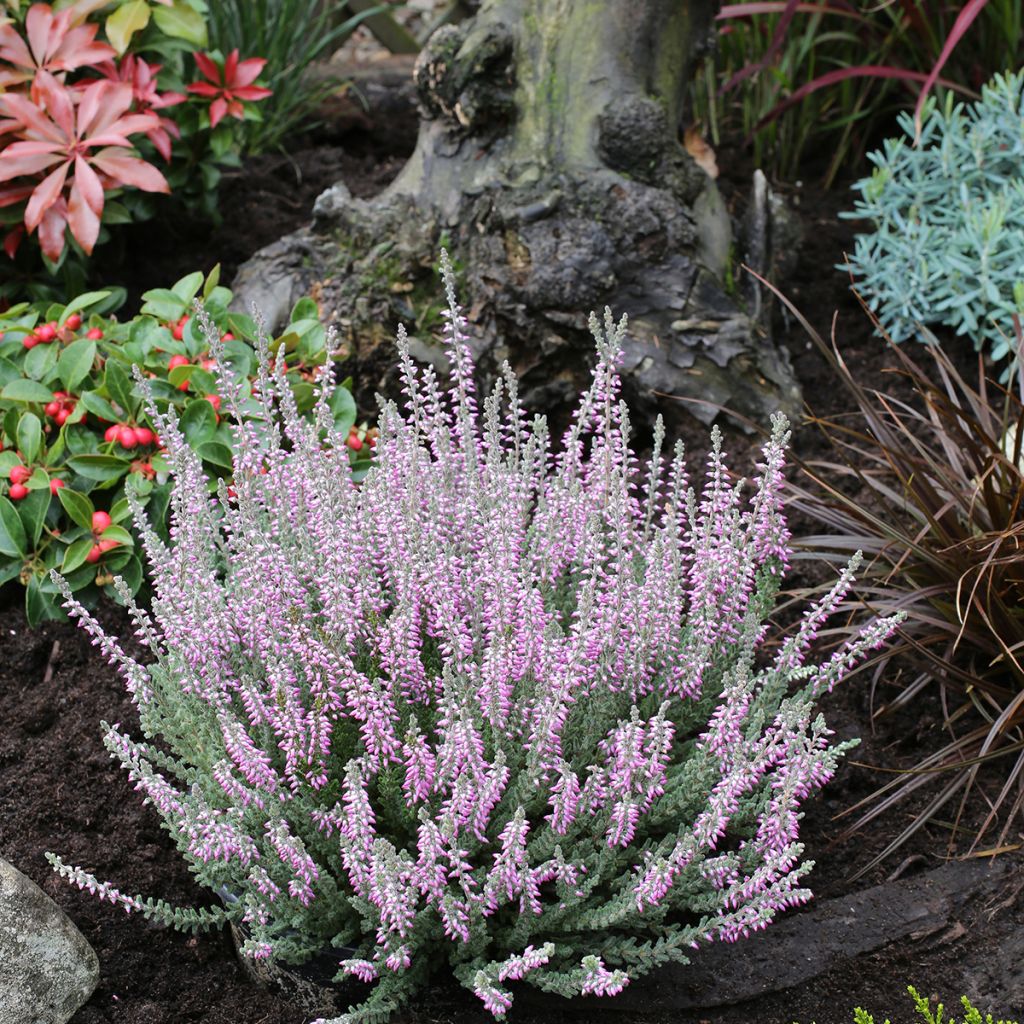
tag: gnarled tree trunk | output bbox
[233,0,801,431]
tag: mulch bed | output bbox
[0,68,1021,1024]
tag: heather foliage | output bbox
[842,70,1024,376]
[49,259,898,1023]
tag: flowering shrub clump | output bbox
[48,259,899,1023]
[842,70,1024,375]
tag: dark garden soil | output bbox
[1,61,1022,1024]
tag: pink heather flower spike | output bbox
[47,251,902,1023]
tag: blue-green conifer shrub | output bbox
[842,70,1024,376]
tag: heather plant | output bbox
[841,70,1024,377]
[48,259,899,1023]
[0,266,365,623]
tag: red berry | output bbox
[347,430,363,452]
[91,510,111,533]
[53,390,67,399]
[8,483,28,500]
[49,478,65,495]
[98,538,119,553]
[118,428,138,449]
[85,327,103,340]
[22,334,38,349]
[65,313,82,330]
[44,401,60,417]
[204,394,221,413]
[9,465,30,485]
[133,426,154,446]
[172,322,186,341]
[221,332,234,342]
[104,424,122,443]
[86,544,102,564]
[55,408,70,426]
[201,358,217,372]
[168,354,190,370]
[35,322,56,343]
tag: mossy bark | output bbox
[236,0,801,431]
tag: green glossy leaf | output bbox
[24,342,58,380]
[196,440,233,469]
[0,357,21,388]
[289,381,313,414]
[99,524,134,546]
[179,399,217,446]
[16,487,48,547]
[140,288,188,322]
[103,546,133,572]
[152,0,208,45]
[203,264,221,299]
[148,483,171,540]
[0,496,26,556]
[189,368,217,395]
[62,537,95,574]
[64,424,100,457]
[329,385,357,434]
[110,496,133,523]
[106,0,150,54]
[44,431,65,466]
[290,297,319,322]
[222,339,253,377]
[171,271,203,303]
[26,573,63,626]
[80,390,123,424]
[60,291,112,325]
[2,379,52,403]
[226,312,258,341]
[168,364,196,389]
[57,339,97,393]
[66,454,131,481]
[57,487,95,531]
[108,553,143,597]
[16,412,42,464]
[104,360,136,418]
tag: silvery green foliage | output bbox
[47,260,899,1024]
[842,70,1024,372]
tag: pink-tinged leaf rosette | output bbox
[0,0,114,90]
[80,54,185,161]
[46,258,901,1024]
[186,48,272,129]
[0,70,169,259]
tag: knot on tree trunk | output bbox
[414,23,516,136]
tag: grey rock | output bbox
[228,232,316,337]
[0,857,99,1024]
